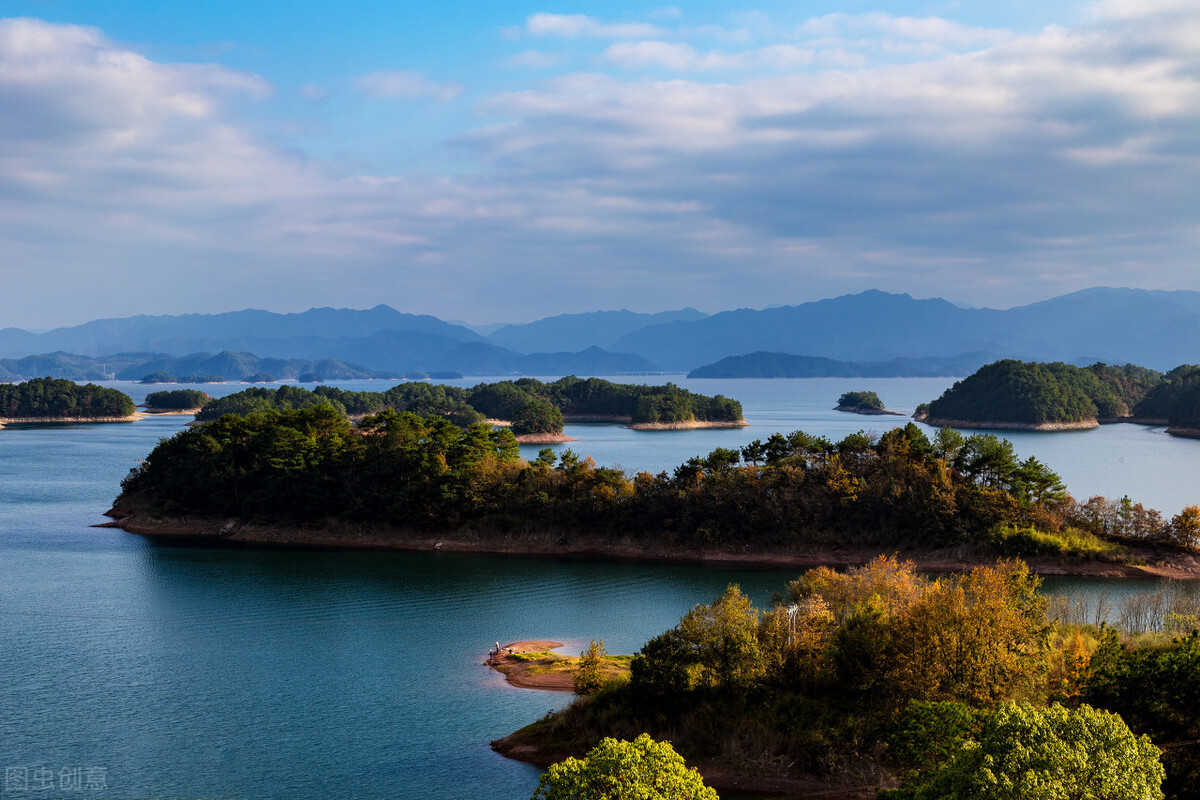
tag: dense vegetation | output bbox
[0,377,135,419]
[836,390,884,411]
[516,558,1189,798]
[923,360,1167,425]
[192,377,742,436]
[531,734,717,800]
[143,389,209,410]
[194,384,485,427]
[118,406,1199,560]
[1136,365,1200,430]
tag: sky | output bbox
[1,0,1199,328]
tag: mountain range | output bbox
[3,287,1199,379]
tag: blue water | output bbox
[2,377,1197,799]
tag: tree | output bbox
[574,640,606,696]
[530,734,718,800]
[893,702,1164,800]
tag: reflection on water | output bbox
[2,377,1199,799]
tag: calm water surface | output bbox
[2,377,1197,799]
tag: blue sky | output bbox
[2,0,1198,327]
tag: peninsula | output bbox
[492,557,1193,798]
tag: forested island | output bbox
[0,377,136,427]
[687,351,988,378]
[916,360,1200,434]
[495,557,1196,799]
[142,389,210,413]
[191,376,745,439]
[835,390,903,416]
[108,404,1200,576]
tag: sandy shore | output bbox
[627,419,749,431]
[918,417,1099,431]
[138,408,202,416]
[487,641,574,691]
[100,508,1200,579]
[514,433,579,444]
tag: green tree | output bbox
[893,702,1164,800]
[530,734,718,800]
[574,640,607,696]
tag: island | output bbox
[834,390,904,416]
[104,405,1200,577]
[492,557,1193,798]
[141,389,210,415]
[190,376,746,441]
[916,360,1168,430]
[687,350,987,378]
[0,377,137,429]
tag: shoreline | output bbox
[918,417,1099,431]
[835,406,905,416]
[0,414,142,429]
[1167,426,1200,439]
[99,510,1200,579]
[514,433,578,444]
[139,408,202,416]
[486,640,575,691]
[490,730,883,798]
[627,418,748,431]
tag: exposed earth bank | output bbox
[100,504,1200,579]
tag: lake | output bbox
[1,377,1196,799]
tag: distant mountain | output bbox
[612,288,1200,371]
[0,345,658,382]
[0,305,481,359]
[0,351,384,382]
[114,352,382,382]
[487,308,708,353]
[688,351,995,379]
[7,288,1200,378]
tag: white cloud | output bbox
[603,40,814,71]
[353,70,462,100]
[525,13,664,39]
[506,49,561,68]
[3,7,1200,326]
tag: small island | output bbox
[916,359,1183,431]
[141,389,210,415]
[0,377,137,429]
[834,390,904,416]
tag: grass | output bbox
[506,651,633,680]
[988,524,1128,560]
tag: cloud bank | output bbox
[1,6,1199,327]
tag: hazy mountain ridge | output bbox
[688,351,998,379]
[486,308,708,353]
[613,288,1200,371]
[0,305,482,359]
[5,288,1200,377]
